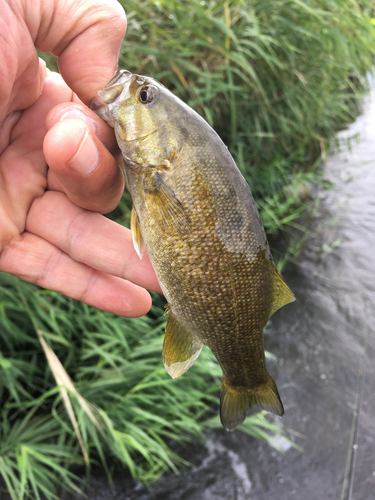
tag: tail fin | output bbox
[220,375,284,432]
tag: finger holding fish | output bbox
[44,102,123,213]
[26,191,162,294]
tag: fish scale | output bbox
[90,70,295,431]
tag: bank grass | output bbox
[119,0,375,234]
[0,273,289,499]
[121,0,375,159]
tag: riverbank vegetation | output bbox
[2,0,375,498]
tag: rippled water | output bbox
[85,81,375,500]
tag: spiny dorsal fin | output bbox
[163,308,203,379]
[270,269,295,317]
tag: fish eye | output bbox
[139,86,156,104]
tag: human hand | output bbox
[0,0,161,317]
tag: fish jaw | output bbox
[89,70,134,126]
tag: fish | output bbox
[90,70,295,431]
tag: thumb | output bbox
[35,0,127,103]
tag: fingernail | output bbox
[68,130,99,175]
[60,109,97,134]
[38,57,47,70]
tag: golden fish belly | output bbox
[130,166,275,390]
[125,129,293,431]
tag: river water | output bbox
[85,80,375,500]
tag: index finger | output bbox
[26,190,162,294]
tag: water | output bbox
[84,82,375,499]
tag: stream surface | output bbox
[86,80,375,500]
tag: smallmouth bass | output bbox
[90,70,295,431]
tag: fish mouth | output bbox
[89,70,134,126]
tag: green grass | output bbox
[0,274,289,499]
[7,0,375,498]
[118,0,375,235]
[122,0,375,158]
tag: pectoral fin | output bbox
[163,308,203,379]
[150,172,191,234]
[270,269,295,316]
[131,206,145,259]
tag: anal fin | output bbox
[163,308,203,379]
